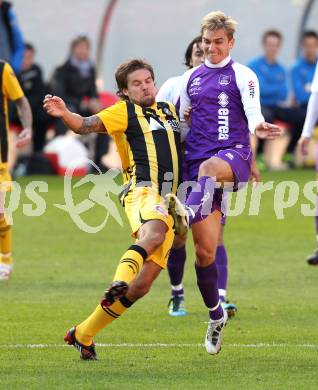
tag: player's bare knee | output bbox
[199,159,216,178]
[199,159,232,183]
[195,245,215,266]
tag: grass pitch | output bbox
[1,170,318,389]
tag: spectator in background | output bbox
[50,35,102,135]
[297,62,318,265]
[0,0,25,74]
[11,43,48,152]
[290,30,318,153]
[248,30,291,170]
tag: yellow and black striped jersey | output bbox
[97,100,182,195]
[0,60,24,164]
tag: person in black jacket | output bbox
[50,35,102,135]
[15,43,48,151]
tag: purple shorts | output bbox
[183,146,252,223]
[184,145,252,189]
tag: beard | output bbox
[132,95,155,107]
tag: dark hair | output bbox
[25,42,35,52]
[115,59,155,100]
[262,29,282,44]
[70,35,90,52]
[184,36,202,68]
[302,30,318,41]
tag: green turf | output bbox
[1,171,318,389]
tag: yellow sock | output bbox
[113,244,147,283]
[0,216,12,265]
[76,296,133,346]
[75,245,147,346]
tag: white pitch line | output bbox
[0,343,317,349]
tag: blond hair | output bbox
[201,11,237,39]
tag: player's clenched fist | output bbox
[43,94,67,118]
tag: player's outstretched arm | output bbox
[255,122,283,140]
[43,94,105,134]
[15,96,32,148]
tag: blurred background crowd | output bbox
[2,0,318,176]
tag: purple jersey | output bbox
[180,57,264,162]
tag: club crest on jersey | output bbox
[163,107,173,116]
[219,74,231,86]
[218,92,229,108]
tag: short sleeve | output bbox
[97,100,128,135]
[3,62,24,101]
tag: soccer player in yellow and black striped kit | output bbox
[0,59,32,281]
[44,59,182,360]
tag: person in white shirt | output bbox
[298,62,318,265]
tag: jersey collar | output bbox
[205,56,231,68]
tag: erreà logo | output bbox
[248,80,255,98]
[218,92,229,108]
[225,152,234,160]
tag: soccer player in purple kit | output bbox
[166,11,282,355]
[157,36,237,318]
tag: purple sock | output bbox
[215,245,228,302]
[195,262,223,320]
[185,176,216,225]
[167,246,186,297]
